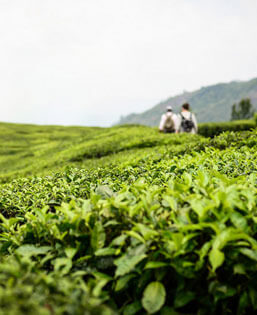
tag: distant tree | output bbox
[230,98,255,121]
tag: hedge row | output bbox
[198,114,257,137]
[1,129,257,314]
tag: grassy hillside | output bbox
[118,77,257,125]
[0,122,257,314]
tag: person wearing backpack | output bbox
[159,106,179,133]
[179,103,198,134]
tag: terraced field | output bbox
[0,122,256,314]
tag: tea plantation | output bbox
[0,122,257,314]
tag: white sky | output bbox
[0,0,257,126]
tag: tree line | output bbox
[231,98,255,120]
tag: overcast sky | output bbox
[1,0,257,126]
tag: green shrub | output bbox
[254,112,257,125]
[0,128,257,314]
[198,119,256,137]
[1,168,257,314]
[0,122,207,183]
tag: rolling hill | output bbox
[0,122,206,183]
[118,77,257,125]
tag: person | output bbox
[179,103,198,134]
[159,106,179,133]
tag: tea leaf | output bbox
[16,245,52,257]
[209,248,225,271]
[115,254,147,277]
[91,221,106,251]
[142,281,166,314]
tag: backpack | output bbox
[164,113,175,130]
[181,113,194,132]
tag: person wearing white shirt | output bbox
[159,106,179,133]
[178,103,198,134]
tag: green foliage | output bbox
[231,98,255,121]
[142,282,166,313]
[254,112,257,125]
[0,121,256,183]
[0,122,207,183]
[0,124,257,314]
[198,119,256,137]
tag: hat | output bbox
[166,106,172,111]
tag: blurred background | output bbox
[0,0,257,126]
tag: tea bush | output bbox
[198,118,256,137]
[0,123,208,183]
[0,125,257,314]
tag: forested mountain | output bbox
[118,78,257,125]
